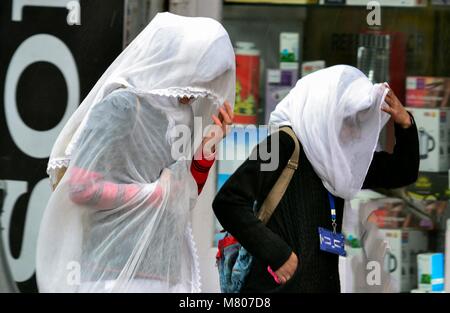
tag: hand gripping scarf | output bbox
[270,65,394,292]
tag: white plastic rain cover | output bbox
[36,12,235,293]
[270,65,393,291]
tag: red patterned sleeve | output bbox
[190,147,216,194]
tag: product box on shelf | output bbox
[319,0,427,6]
[380,229,428,292]
[410,288,427,293]
[419,201,449,252]
[432,0,450,5]
[408,108,450,172]
[446,219,450,293]
[226,0,317,5]
[366,197,446,231]
[234,42,260,124]
[301,60,325,77]
[367,198,409,229]
[280,32,299,70]
[406,172,450,201]
[406,77,450,108]
[417,253,445,292]
[265,69,298,123]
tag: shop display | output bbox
[264,69,298,123]
[330,0,427,6]
[280,32,300,70]
[420,201,449,252]
[417,253,445,292]
[380,229,428,292]
[318,0,424,4]
[406,77,450,108]
[408,108,450,172]
[410,288,427,292]
[406,172,450,201]
[234,42,260,124]
[319,0,426,6]
[226,0,317,4]
[357,31,406,153]
[446,219,450,292]
[215,125,269,245]
[301,60,325,77]
[367,198,409,229]
[433,0,450,5]
[357,31,406,100]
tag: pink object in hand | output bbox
[267,266,281,284]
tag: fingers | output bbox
[218,101,233,125]
[381,104,393,114]
[276,270,291,285]
[219,106,233,125]
[224,101,234,121]
[274,253,298,285]
[211,114,223,127]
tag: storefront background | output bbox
[0,0,124,292]
[1,0,449,293]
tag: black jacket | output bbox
[212,115,419,293]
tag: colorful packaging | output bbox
[380,229,428,292]
[226,0,317,4]
[406,172,450,201]
[264,69,298,124]
[432,0,450,5]
[408,108,450,172]
[367,198,409,229]
[280,32,299,70]
[301,60,325,77]
[234,42,260,124]
[320,0,427,6]
[446,219,450,293]
[417,253,445,292]
[406,77,450,108]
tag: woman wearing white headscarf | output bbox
[213,65,419,292]
[36,12,235,293]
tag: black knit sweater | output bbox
[212,115,419,293]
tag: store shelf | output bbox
[224,0,450,10]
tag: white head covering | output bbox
[37,12,235,292]
[270,65,389,200]
[270,65,393,291]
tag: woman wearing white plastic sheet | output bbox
[213,65,419,292]
[36,13,235,293]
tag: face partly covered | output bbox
[178,96,195,106]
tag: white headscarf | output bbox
[270,65,393,291]
[37,12,235,293]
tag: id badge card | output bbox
[318,227,346,257]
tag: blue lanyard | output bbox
[327,192,338,234]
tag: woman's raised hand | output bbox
[202,101,233,156]
[382,86,412,129]
[212,101,234,138]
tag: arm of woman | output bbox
[68,166,163,209]
[212,132,295,273]
[363,89,420,189]
[190,146,215,194]
[189,101,233,195]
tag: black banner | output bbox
[0,0,124,292]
